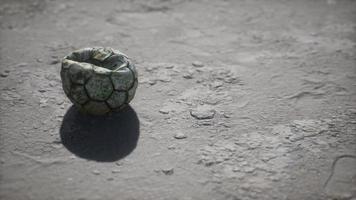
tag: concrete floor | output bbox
[0,0,355,199]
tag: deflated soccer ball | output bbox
[60,47,138,115]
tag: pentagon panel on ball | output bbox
[60,47,138,115]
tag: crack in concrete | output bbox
[323,154,356,189]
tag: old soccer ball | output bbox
[60,47,138,115]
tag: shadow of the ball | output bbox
[60,105,140,162]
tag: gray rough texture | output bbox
[0,0,356,200]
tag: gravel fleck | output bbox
[190,105,216,120]
[16,63,28,68]
[111,169,120,173]
[192,61,204,68]
[0,73,8,77]
[92,170,101,175]
[159,108,170,114]
[183,73,193,79]
[174,132,187,139]
[161,167,174,175]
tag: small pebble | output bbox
[16,63,28,68]
[167,145,175,150]
[111,169,120,173]
[192,61,204,68]
[223,112,232,118]
[0,73,8,77]
[174,132,187,139]
[190,105,216,120]
[165,64,175,69]
[92,170,101,175]
[148,79,157,85]
[159,108,170,114]
[161,167,174,175]
[183,73,193,79]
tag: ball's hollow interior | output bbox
[66,48,126,71]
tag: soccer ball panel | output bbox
[111,68,134,91]
[100,54,126,70]
[85,75,113,101]
[93,66,112,75]
[60,68,71,95]
[70,48,93,62]
[127,79,138,103]
[69,62,93,84]
[106,91,126,109]
[70,84,89,104]
[127,63,138,80]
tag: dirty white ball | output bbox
[60,47,138,115]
